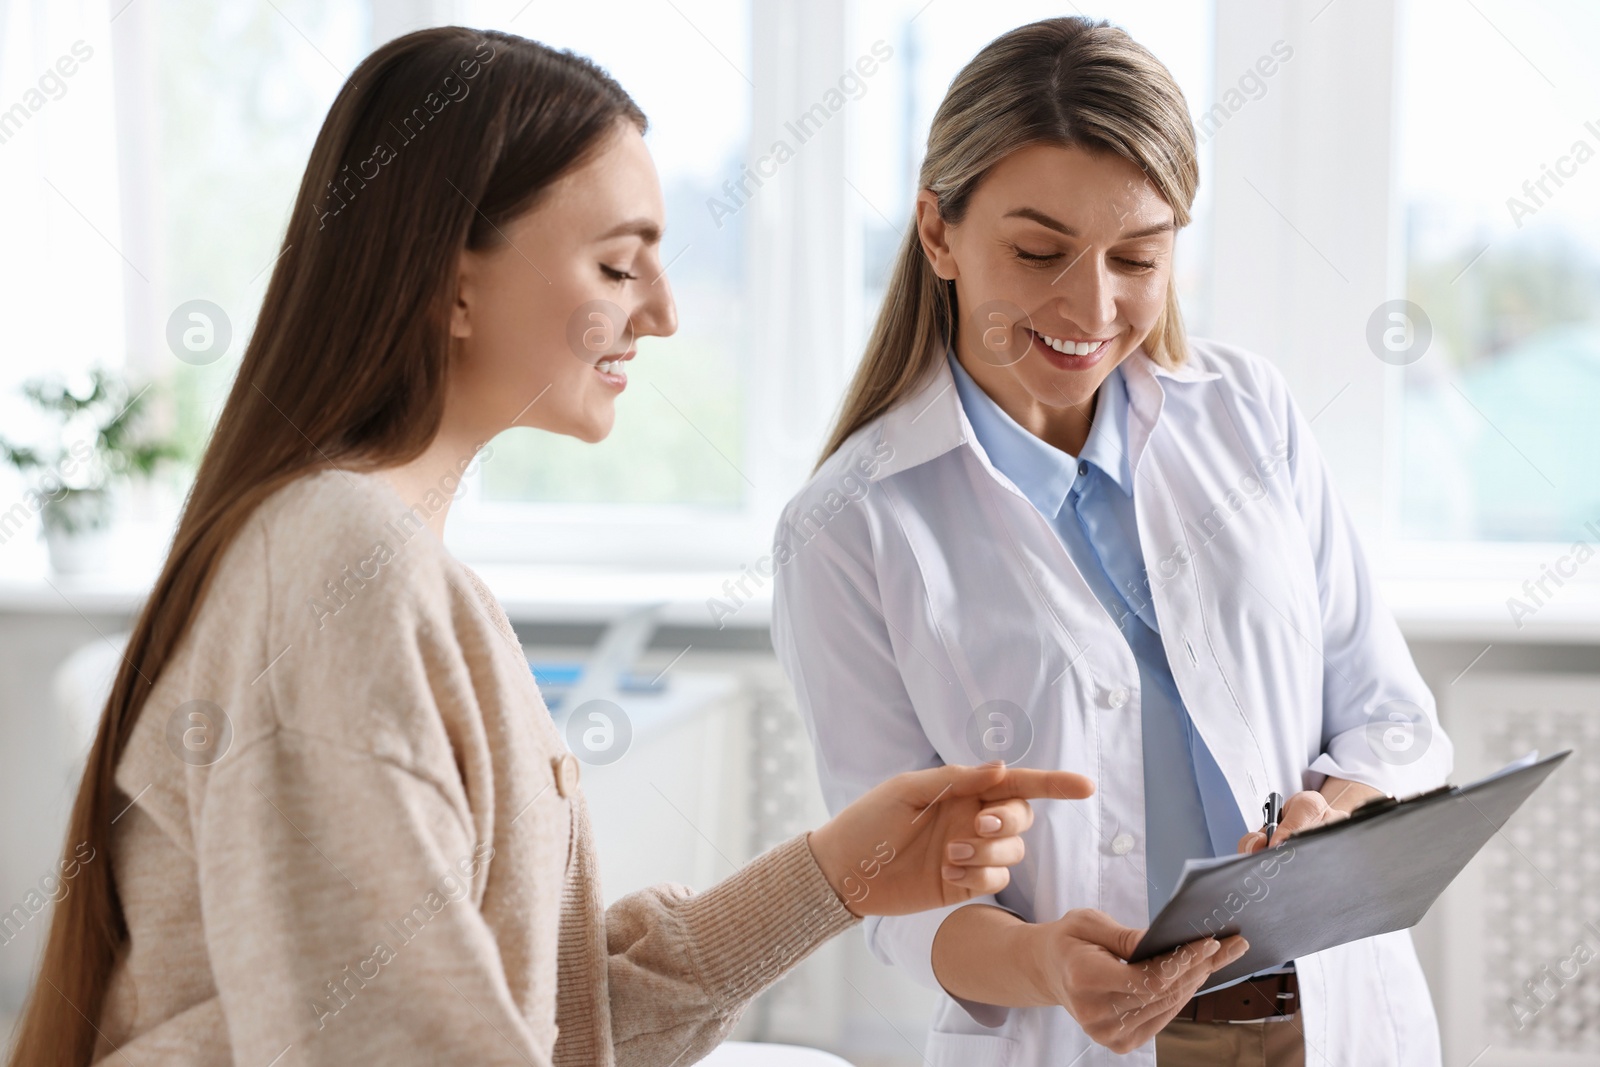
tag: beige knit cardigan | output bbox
[91,469,858,1065]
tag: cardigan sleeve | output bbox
[602,832,859,1066]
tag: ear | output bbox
[915,189,958,281]
[450,248,476,340]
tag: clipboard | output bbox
[1127,749,1571,991]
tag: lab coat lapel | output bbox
[1124,353,1273,829]
[871,359,967,481]
[877,357,1122,707]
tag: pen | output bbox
[1262,791,1284,847]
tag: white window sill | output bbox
[4,530,1598,642]
[1381,577,1600,644]
[0,559,770,630]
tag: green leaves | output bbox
[0,366,182,491]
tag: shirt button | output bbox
[1107,687,1129,708]
[1077,460,1088,476]
[552,753,580,798]
[1111,833,1136,855]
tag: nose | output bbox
[632,272,678,340]
[1052,256,1117,336]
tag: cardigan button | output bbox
[552,753,581,798]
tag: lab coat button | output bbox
[1107,687,1129,708]
[1111,833,1135,855]
[552,753,580,798]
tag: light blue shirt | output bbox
[947,352,1248,917]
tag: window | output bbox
[152,0,372,460]
[10,0,1593,587]
[0,3,124,465]
[1396,0,1600,544]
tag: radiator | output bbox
[1437,672,1600,1067]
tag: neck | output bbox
[376,428,486,539]
[954,345,1100,457]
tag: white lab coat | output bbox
[771,337,1450,1066]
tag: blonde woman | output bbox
[4,27,1104,1067]
[773,17,1450,1067]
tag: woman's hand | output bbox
[806,761,1093,917]
[1237,776,1386,853]
[1025,910,1248,1053]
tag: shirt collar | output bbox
[1082,366,1133,496]
[947,352,1077,516]
[946,352,1136,519]
[873,341,1213,487]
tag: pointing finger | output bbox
[971,766,1095,803]
[897,761,1008,808]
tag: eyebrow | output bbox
[1002,207,1174,241]
[599,217,663,244]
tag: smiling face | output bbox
[446,120,677,446]
[916,142,1176,451]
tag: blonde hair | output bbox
[818,16,1198,467]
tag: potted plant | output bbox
[0,367,181,574]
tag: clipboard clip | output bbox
[1290,783,1454,842]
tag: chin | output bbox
[1024,368,1097,406]
[536,389,617,442]
[570,411,615,444]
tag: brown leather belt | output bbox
[1174,971,1299,1022]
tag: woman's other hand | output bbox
[806,761,1093,917]
[1237,776,1387,853]
[1026,910,1248,1053]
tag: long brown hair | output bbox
[7,27,644,1066]
[818,16,1198,466]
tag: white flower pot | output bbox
[41,488,114,575]
[44,524,112,574]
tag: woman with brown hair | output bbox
[2,26,1109,1067]
[773,16,1450,1067]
